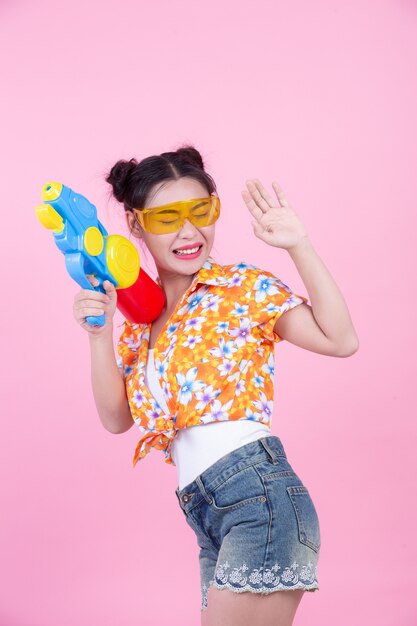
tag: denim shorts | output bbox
[175,435,321,611]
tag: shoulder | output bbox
[221,260,267,280]
[220,260,284,292]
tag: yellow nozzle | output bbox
[35,203,64,233]
[42,182,63,202]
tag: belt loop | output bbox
[259,437,279,464]
[195,475,213,504]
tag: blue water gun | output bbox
[35,182,164,326]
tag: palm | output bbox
[242,179,309,250]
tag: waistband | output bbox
[175,435,287,514]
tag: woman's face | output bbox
[127,177,216,276]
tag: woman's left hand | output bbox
[242,178,309,251]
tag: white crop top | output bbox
[145,349,271,489]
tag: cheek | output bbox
[145,234,173,254]
[201,225,215,241]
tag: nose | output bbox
[177,217,198,235]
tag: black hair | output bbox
[105,144,218,237]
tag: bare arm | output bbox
[274,237,359,356]
[89,329,134,434]
[241,179,359,356]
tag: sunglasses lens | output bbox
[149,209,181,234]
[194,197,220,227]
[189,198,218,227]
[139,196,220,234]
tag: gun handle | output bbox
[86,312,106,327]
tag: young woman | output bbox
[73,145,359,626]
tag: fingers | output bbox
[74,290,109,305]
[79,307,106,317]
[73,275,117,334]
[74,297,108,309]
[73,296,108,314]
[76,275,114,304]
[103,280,116,295]
[271,180,290,207]
[87,274,99,287]
[243,178,290,212]
[86,275,115,291]
[73,301,106,329]
[245,179,275,212]
[241,189,264,222]
[251,179,277,208]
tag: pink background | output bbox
[1,0,416,624]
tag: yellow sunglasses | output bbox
[132,195,221,234]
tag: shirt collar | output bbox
[155,256,228,289]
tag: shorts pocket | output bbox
[208,466,267,512]
[287,485,321,553]
[210,493,267,512]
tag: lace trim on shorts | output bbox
[201,559,319,610]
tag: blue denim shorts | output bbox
[175,435,320,611]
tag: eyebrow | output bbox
[191,201,209,209]
[153,201,209,213]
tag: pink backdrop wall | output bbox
[1,0,416,624]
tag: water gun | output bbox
[35,182,165,327]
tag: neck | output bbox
[157,268,197,312]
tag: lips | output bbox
[173,242,203,252]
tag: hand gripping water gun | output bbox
[35,182,165,327]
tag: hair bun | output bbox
[176,146,205,171]
[106,158,138,203]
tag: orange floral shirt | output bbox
[117,256,308,468]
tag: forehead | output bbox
[146,177,207,208]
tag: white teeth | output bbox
[174,246,200,255]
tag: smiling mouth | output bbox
[173,244,203,255]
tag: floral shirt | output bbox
[116,256,308,468]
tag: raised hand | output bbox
[241,178,309,250]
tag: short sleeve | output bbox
[248,269,308,344]
[117,320,141,380]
